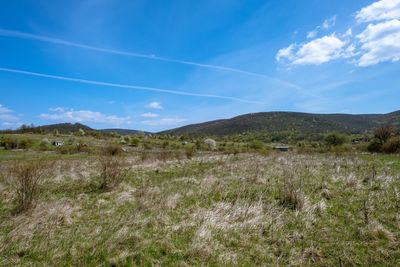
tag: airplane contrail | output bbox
[0,67,264,104]
[0,28,304,93]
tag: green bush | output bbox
[0,137,34,150]
[367,139,383,153]
[185,147,196,159]
[374,125,394,143]
[130,138,140,147]
[18,138,33,149]
[0,138,18,149]
[325,133,346,147]
[382,136,400,154]
[248,140,264,150]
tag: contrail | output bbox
[0,67,263,104]
[0,28,304,92]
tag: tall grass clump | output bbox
[10,160,49,213]
[98,144,127,190]
[278,170,306,211]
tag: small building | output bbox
[273,146,289,152]
[52,140,64,147]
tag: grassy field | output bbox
[0,148,399,266]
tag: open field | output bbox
[1,147,399,266]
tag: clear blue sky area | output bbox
[1,0,399,131]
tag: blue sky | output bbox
[1,0,400,131]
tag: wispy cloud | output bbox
[141,112,159,118]
[322,16,337,29]
[305,16,337,39]
[0,103,20,122]
[39,107,132,126]
[0,28,278,79]
[145,102,163,110]
[306,30,317,39]
[0,67,263,104]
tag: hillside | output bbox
[1,123,150,135]
[5,123,94,134]
[161,110,400,136]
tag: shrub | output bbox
[130,137,140,147]
[195,139,202,150]
[248,140,264,150]
[143,141,152,150]
[18,138,33,149]
[185,146,196,159]
[325,133,346,147]
[368,139,383,153]
[119,136,127,145]
[374,125,394,143]
[11,160,49,212]
[101,143,122,156]
[382,136,400,154]
[1,138,18,150]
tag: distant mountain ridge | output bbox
[2,110,399,136]
[28,123,93,134]
[2,123,150,135]
[161,110,400,136]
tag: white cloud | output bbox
[357,19,400,66]
[40,107,132,126]
[277,34,349,65]
[277,0,400,68]
[0,104,20,122]
[307,30,317,39]
[356,0,400,22]
[140,112,159,118]
[322,16,337,29]
[142,117,185,126]
[145,101,163,109]
[275,44,295,62]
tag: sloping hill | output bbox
[10,123,94,134]
[4,123,151,135]
[161,111,400,136]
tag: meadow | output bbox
[0,133,399,266]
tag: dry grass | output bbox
[0,152,399,266]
